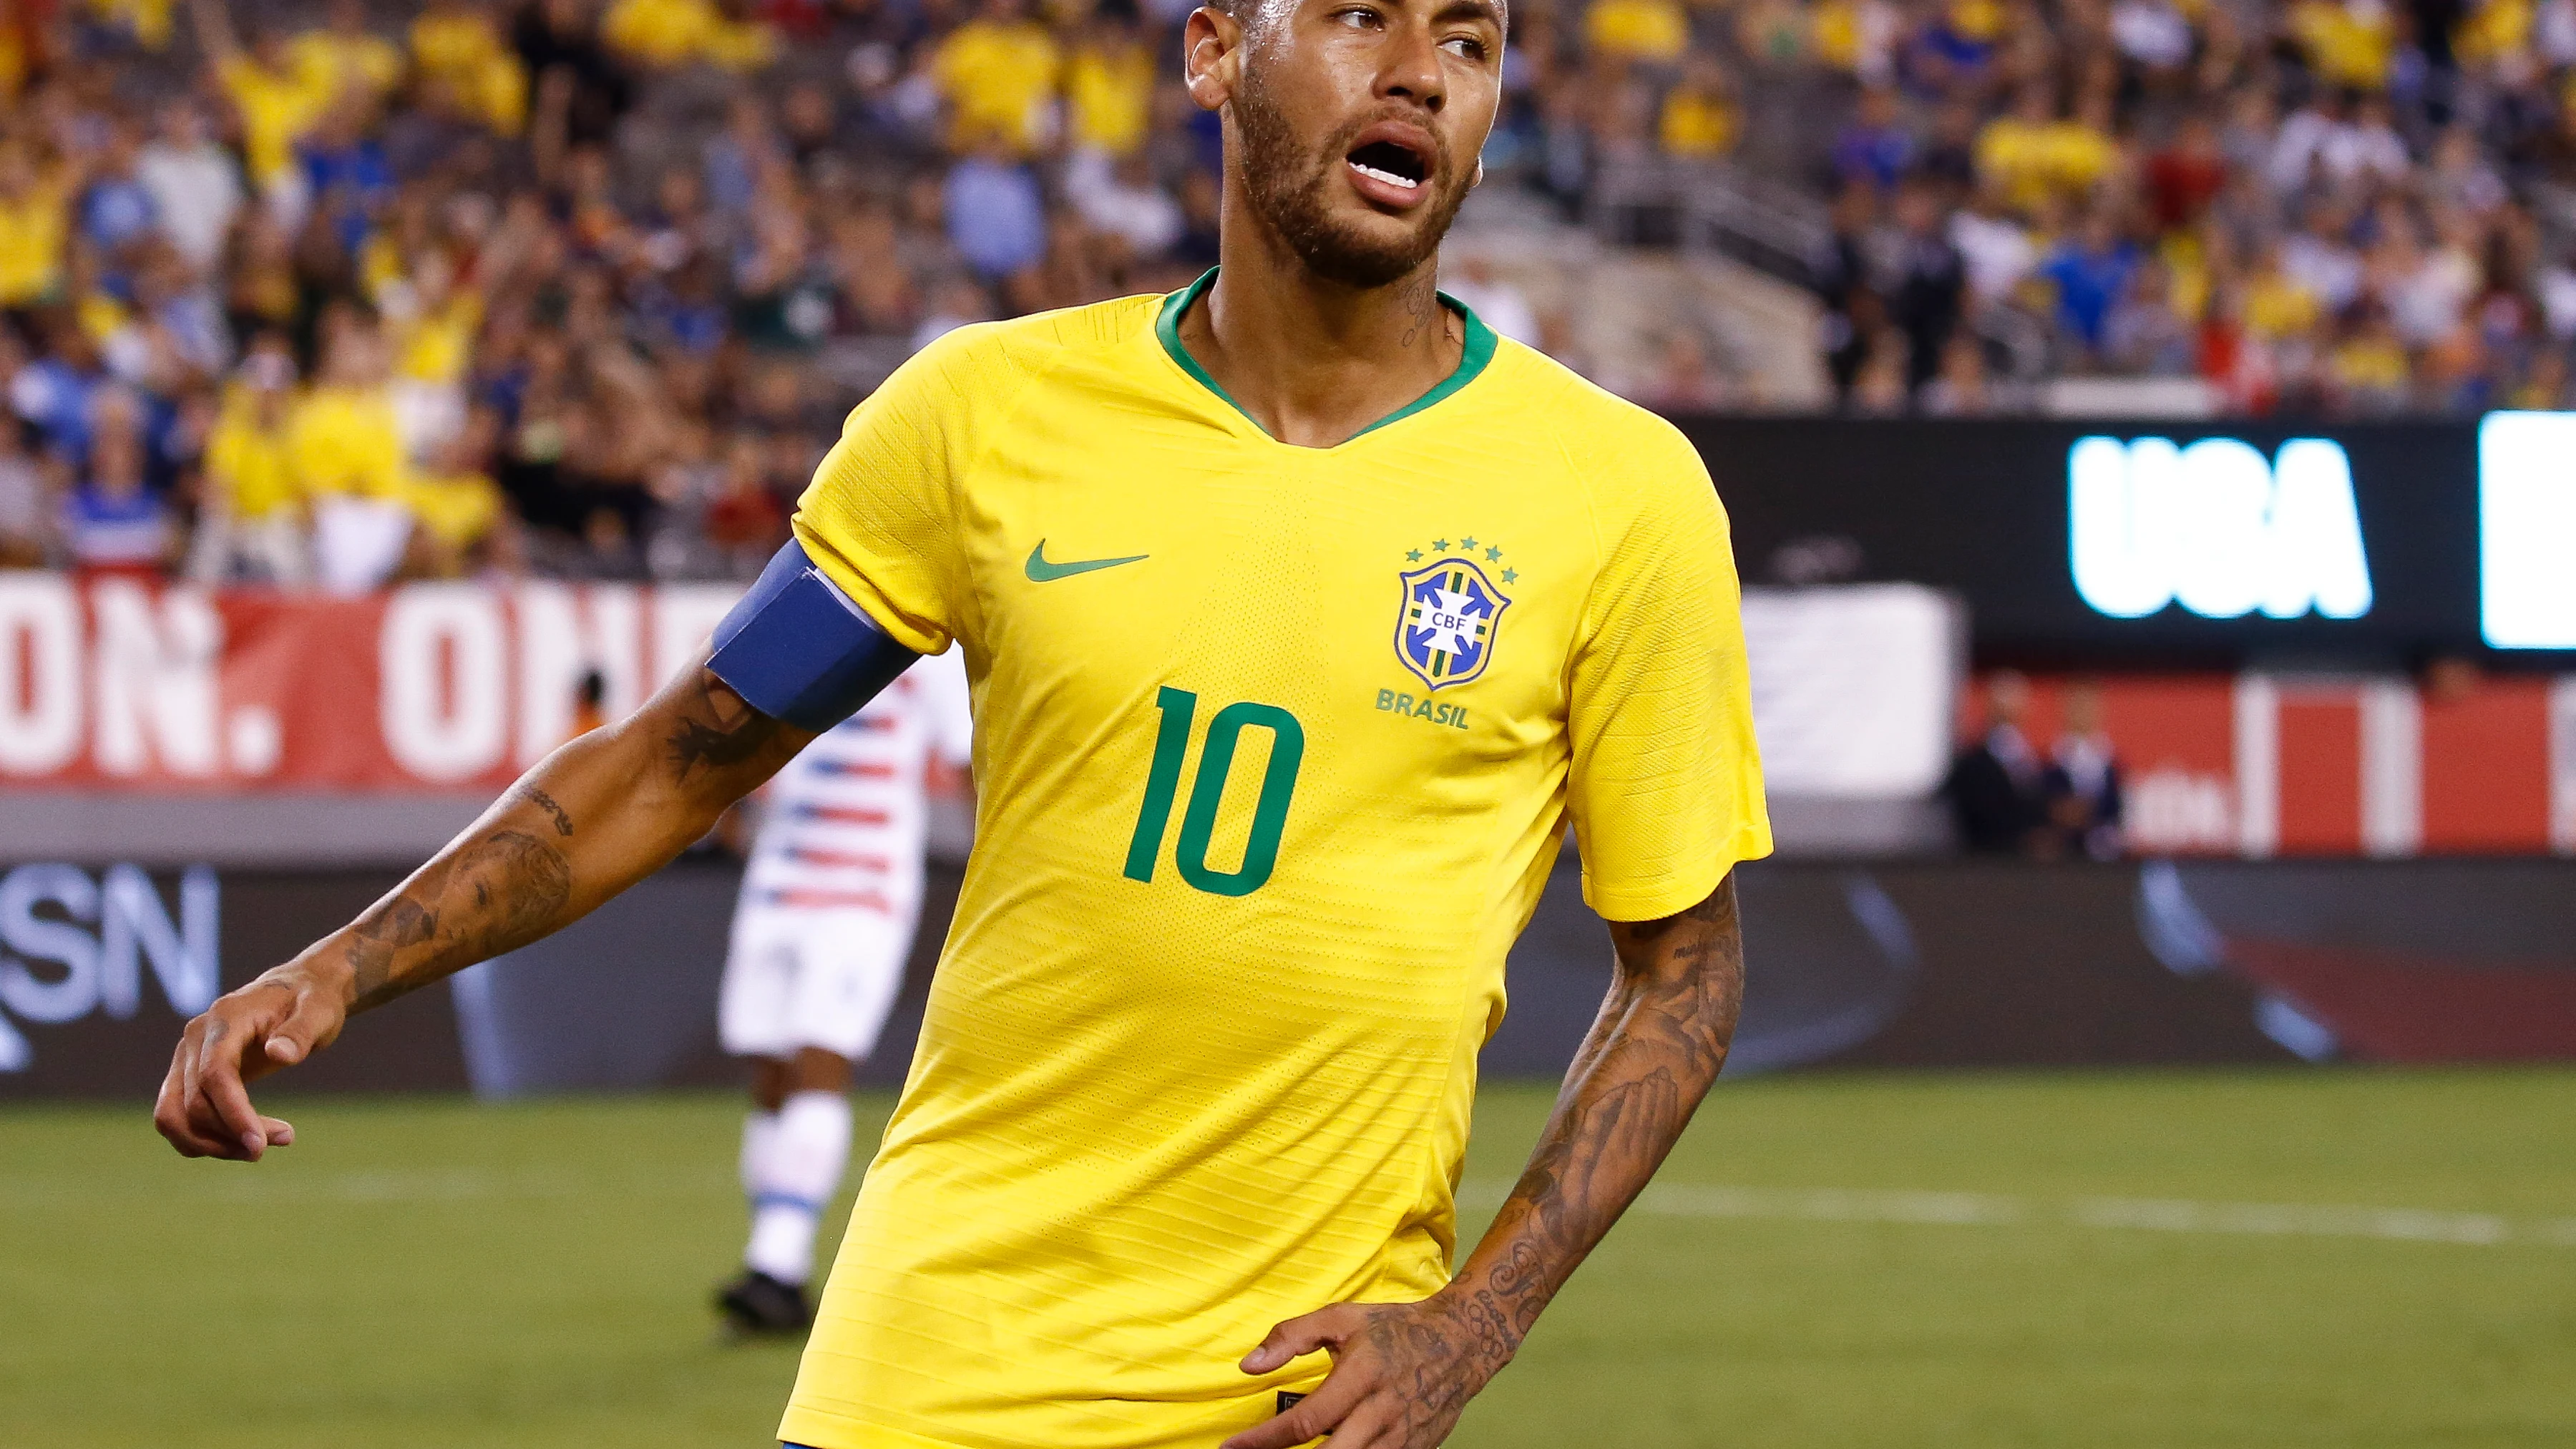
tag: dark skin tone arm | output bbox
[1222,873,1745,1449]
[153,656,814,1161]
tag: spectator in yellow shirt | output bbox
[296,311,417,592]
[2289,0,2395,90]
[2326,307,2411,411]
[190,0,336,190]
[410,0,530,132]
[401,409,509,577]
[602,0,776,72]
[932,0,1063,155]
[0,139,70,308]
[1064,14,1153,159]
[2454,0,2535,77]
[85,0,176,50]
[189,337,311,586]
[388,247,484,459]
[1588,0,1691,64]
[1659,57,1742,158]
[296,317,399,490]
[2243,242,2324,341]
[290,0,406,109]
[1976,83,2062,214]
[1810,0,1893,77]
[2047,89,2122,201]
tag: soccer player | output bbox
[716,652,972,1335]
[154,0,1773,1442]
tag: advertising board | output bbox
[1692,414,2576,666]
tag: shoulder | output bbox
[1475,343,1729,590]
[1480,339,1713,502]
[826,293,1163,474]
[867,294,1159,416]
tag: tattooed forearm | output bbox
[1439,874,1745,1374]
[514,784,575,836]
[665,670,783,781]
[291,658,807,1033]
[343,830,575,1011]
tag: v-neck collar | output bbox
[1153,268,1498,447]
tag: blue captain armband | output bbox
[706,541,923,731]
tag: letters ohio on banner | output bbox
[0,574,741,791]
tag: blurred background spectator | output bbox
[0,0,2567,585]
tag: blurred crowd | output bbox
[2,0,2570,584]
[0,0,1242,585]
[1760,0,2576,411]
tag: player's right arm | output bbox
[153,660,806,1161]
[155,541,922,1162]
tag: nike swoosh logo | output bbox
[1025,540,1149,582]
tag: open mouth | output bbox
[1347,138,1429,193]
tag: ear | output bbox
[1185,4,1247,113]
[1471,156,1485,188]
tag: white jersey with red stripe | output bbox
[741,650,973,916]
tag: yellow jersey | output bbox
[1660,89,1741,157]
[289,29,405,104]
[219,57,333,185]
[931,19,1061,152]
[0,175,67,306]
[601,0,776,69]
[1064,42,1152,157]
[288,385,406,499]
[1586,0,1690,61]
[781,274,1770,1449]
[205,393,302,521]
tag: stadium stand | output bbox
[0,0,2571,585]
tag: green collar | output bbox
[1153,268,1498,445]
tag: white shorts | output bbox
[717,904,914,1062]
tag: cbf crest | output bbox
[1395,543,1514,690]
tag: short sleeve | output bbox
[791,327,1009,656]
[1565,424,1772,921]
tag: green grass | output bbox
[5,1070,2574,1447]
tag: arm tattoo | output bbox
[331,666,796,1019]
[1441,875,1745,1377]
[665,670,782,782]
[514,784,575,836]
[345,830,574,1011]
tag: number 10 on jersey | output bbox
[1123,686,1305,897]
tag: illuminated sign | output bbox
[2069,436,2373,621]
[0,863,217,1071]
[2479,411,2576,649]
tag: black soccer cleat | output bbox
[715,1269,814,1336]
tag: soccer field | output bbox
[6,1069,2572,1448]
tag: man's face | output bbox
[1194,0,1505,288]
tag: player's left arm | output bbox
[1221,877,1742,1449]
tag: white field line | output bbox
[1455,1182,2576,1250]
[8,1172,2574,1250]
[0,1167,726,1209]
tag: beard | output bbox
[1229,71,1475,289]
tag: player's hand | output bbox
[153,961,351,1161]
[1220,1292,1507,1449]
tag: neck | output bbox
[1178,193,1461,449]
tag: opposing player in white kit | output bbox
[714,650,972,1335]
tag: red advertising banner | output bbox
[0,573,740,791]
[1983,674,2576,857]
[7,572,2573,858]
